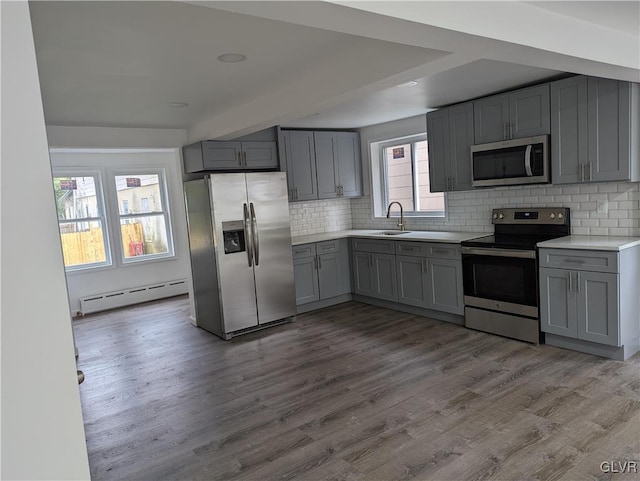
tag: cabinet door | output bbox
[474,93,509,144]
[539,267,578,338]
[577,271,620,346]
[426,109,449,193]
[242,142,278,170]
[509,84,550,139]
[314,132,339,199]
[202,141,242,170]
[427,258,464,314]
[550,76,587,184]
[336,132,362,197]
[448,102,474,191]
[396,255,429,308]
[587,78,631,182]
[317,252,343,300]
[283,131,317,201]
[353,251,375,297]
[373,253,398,302]
[293,256,319,305]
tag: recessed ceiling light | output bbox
[397,80,418,88]
[169,102,189,108]
[217,53,247,63]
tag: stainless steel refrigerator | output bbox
[184,172,296,339]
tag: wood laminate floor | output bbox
[74,296,640,481]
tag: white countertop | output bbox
[537,235,640,251]
[291,229,488,246]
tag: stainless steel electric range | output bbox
[461,207,570,344]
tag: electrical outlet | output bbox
[597,200,608,214]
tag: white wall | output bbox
[0,2,90,478]
[49,148,193,313]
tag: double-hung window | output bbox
[379,135,445,217]
[53,167,174,271]
[114,172,173,262]
[54,173,111,270]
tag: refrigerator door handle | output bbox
[243,203,253,267]
[250,202,259,266]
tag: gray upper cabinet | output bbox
[282,130,362,202]
[183,141,278,173]
[474,84,550,144]
[551,75,639,184]
[282,131,317,201]
[428,102,475,193]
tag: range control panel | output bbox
[492,207,570,226]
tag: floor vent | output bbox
[78,279,188,315]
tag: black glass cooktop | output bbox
[462,234,567,250]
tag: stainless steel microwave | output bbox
[470,135,549,187]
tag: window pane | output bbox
[115,175,162,214]
[59,220,107,267]
[121,215,169,259]
[415,140,444,212]
[54,176,99,220]
[385,143,414,211]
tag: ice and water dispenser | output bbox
[221,220,246,254]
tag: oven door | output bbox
[462,247,538,318]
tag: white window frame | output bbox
[107,168,175,265]
[52,169,112,271]
[376,134,446,218]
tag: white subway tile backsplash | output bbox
[291,181,640,237]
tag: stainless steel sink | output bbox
[376,231,411,236]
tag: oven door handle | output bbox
[461,246,536,259]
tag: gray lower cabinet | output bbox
[538,246,640,360]
[474,84,550,144]
[293,240,349,305]
[183,141,278,172]
[551,75,640,184]
[540,267,619,346]
[352,239,397,302]
[427,102,474,192]
[396,244,464,315]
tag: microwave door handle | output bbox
[524,144,533,176]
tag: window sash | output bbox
[380,135,444,217]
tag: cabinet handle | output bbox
[563,258,586,264]
[422,258,428,273]
[568,271,573,291]
[340,185,344,196]
[576,272,581,292]
[238,152,242,166]
[318,255,322,269]
[581,163,585,182]
[313,255,318,269]
[589,162,593,181]
[369,253,373,267]
[295,188,298,201]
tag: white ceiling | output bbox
[29,1,639,141]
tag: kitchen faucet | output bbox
[386,201,405,231]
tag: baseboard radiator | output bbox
[78,279,188,315]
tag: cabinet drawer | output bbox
[396,242,427,256]
[352,238,395,254]
[426,243,460,260]
[316,239,341,255]
[539,248,618,273]
[292,243,316,259]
